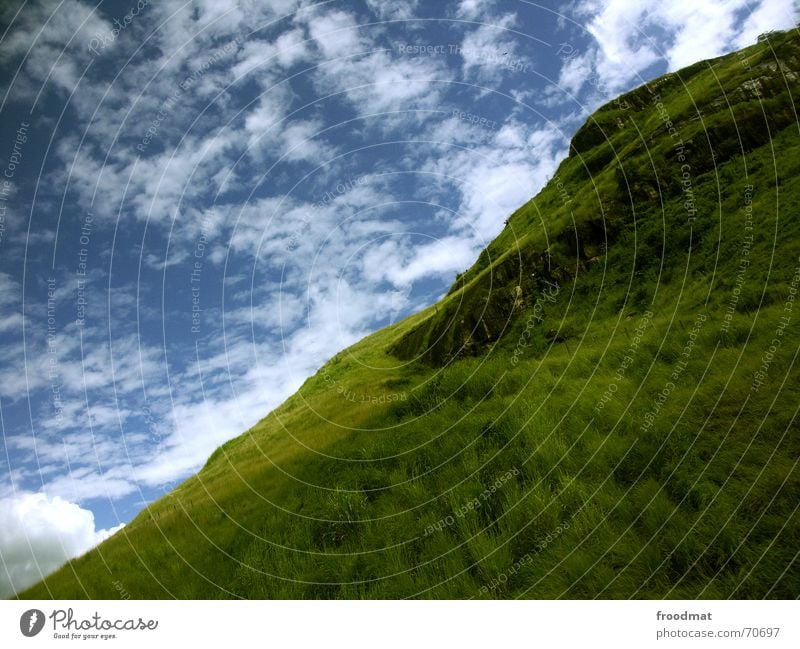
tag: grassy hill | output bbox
[19,30,800,599]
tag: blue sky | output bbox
[0,0,796,596]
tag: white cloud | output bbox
[424,119,567,240]
[733,0,799,49]
[0,0,111,98]
[571,0,799,95]
[303,8,450,116]
[458,14,523,72]
[0,272,23,334]
[371,235,478,287]
[143,0,301,73]
[231,29,311,81]
[243,87,295,138]
[455,0,498,21]
[317,50,449,116]
[0,492,123,597]
[131,383,274,487]
[556,48,595,96]
[278,119,336,163]
[305,9,366,60]
[366,0,420,21]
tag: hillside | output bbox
[18,30,800,599]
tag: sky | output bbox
[0,0,796,597]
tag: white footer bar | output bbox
[1,600,797,648]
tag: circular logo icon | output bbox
[20,609,45,637]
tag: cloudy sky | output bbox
[0,0,796,597]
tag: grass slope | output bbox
[19,30,800,599]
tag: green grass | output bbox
[17,29,800,599]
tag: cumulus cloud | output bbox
[423,119,568,240]
[570,0,799,96]
[303,8,450,116]
[458,12,530,81]
[455,0,498,21]
[232,29,311,80]
[732,0,799,49]
[0,492,123,597]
